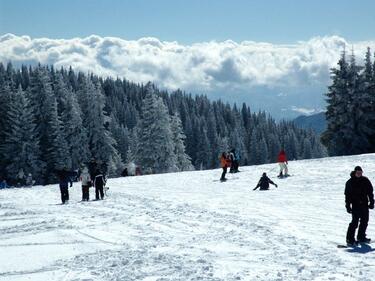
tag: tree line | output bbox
[0,62,327,185]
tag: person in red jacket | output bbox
[220,152,231,182]
[277,150,289,178]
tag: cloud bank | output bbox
[1,33,374,117]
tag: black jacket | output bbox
[345,175,374,207]
[254,176,276,190]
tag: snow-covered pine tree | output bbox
[346,50,368,154]
[0,79,13,174]
[109,113,129,164]
[321,50,350,155]
[61,89,89,170]
[28,66,71,183]
[85,78,122,175]
[3,86,43,184]
[136,90,177,174]
[359,48,375,152]
[170,113,194,171]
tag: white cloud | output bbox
[1,33,375,118]
[291,106,325,116]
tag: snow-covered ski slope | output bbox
[1,154,375,281]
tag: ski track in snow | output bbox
[1,154,375,280]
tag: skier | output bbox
[253,172,278,190]
[345,166,374,246]
[94,169,106,200]
[80,167,91,201]
[55,169,76,204]
[277,150,289,178]
[220,152,231,182]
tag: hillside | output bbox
[1,154,375,280]
[293,112,327,134]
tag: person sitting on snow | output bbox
[0,178,9,189]
[253,172,278,191]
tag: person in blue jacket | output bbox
[0,178,9,189]
[54,169,76,204]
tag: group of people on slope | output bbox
[220,149,289,185]
[220,149,240,182]
[0,169,34,189]
[55,160,107,204]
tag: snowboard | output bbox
[213,179,227,182]
[277,174,291,179]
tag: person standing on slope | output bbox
[277,150,289,178]
[80,167,91,201]
[55,169,76,204]
[220,152,231,182]
[94,168,106,200]
[345,166,374,246]
[253,172,278,190]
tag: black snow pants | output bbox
[82,185,90,201]
[221,167,227,180]
[95,184,104,200]
[346,204,369,242]
[60,186,69,204]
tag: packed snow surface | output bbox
[1,154,375,281]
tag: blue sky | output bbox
[1,0,375,44]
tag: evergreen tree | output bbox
[3,86,43,184]
[136,91,177,173]
[322,51,350,155]
[170,113,193,171]
[85,78,121,174]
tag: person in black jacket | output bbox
[253,173,278,190]
[345,166,374,245]
[94,169,106,200]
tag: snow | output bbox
[1,154,375,280]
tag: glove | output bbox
[275,184,278,188]
[369,204,374,210]
[346,204,352,214]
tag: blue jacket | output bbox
[0,181,9,189]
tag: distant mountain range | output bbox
[293,112,326,134]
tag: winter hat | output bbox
[262,172,266,176]
[354,166,363,172]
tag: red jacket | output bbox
[278,151,287,163]
[220,155,231,168]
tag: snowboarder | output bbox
[88,159,98,182]
[25,173,34,187]
[80,167,91,201]
[121,168,128,177]
[277,150,289,178]
[233,149,240,173]
[229,150,235,173]
[253,172,278,190]
[345,166,374,246]
[220,152,231,182]
[16,169,25,187]
[55,169,76,204]
[94,169,106,200]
